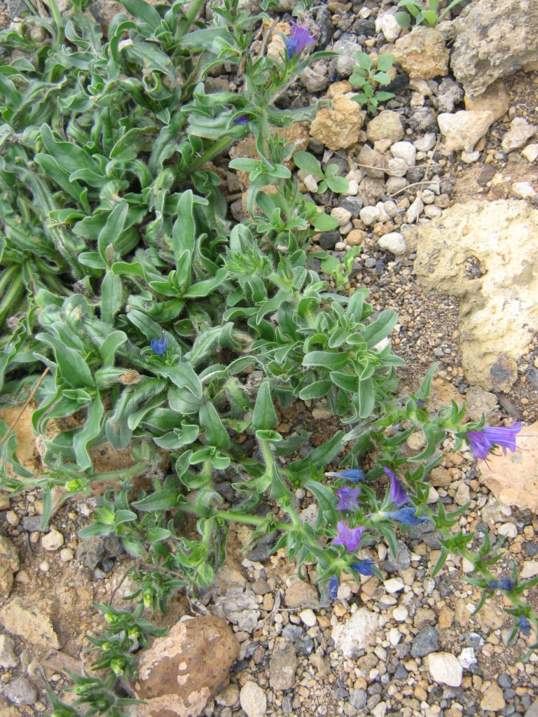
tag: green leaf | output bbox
[330,371,358,392]
[377,53,395,72]
[395,10,412,27]
[356,52,372,70]
[97,202,129,264]
[159,363,202,398]
[132,489,180,512]
[303,351,349,370]
[373,71,391,85]
[73,394,104,471]
[37,335,94,388]
[357,377,375,418]
[252,380,278,431]
[362,310,398,348]
[298,380,332,400]
[199,402,231,449]
[311,212,339,231]
[153,424,199,450]
[293,151,323,180]
[324,175,349,194]
[101,271,123,324]
[121,0,162,29]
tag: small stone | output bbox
[405,196,423,224]
[41,529,64,552]
[358,144,386,179]
[331,207,352,226]
[498,523,517,539]
[458,647,477,669]
[216,684,239,708]
[414,133,437,152]
[461,150,481,163]
[5,511,19,527]
[60,548,74,562]
[384,578,404,594]
[502,117,537,152]
[284,580,319,609]
[391,141,416,167]
[393,606,408,622]
[360,206,381,226]
[393,27,449,80]
[3,677,37,705]
[269,640,297,691]
[334,37,362,77]
[481,682,506,712]
[332,609,378,658]
[438,111,494,152]
[454,482,470,506]
[0,537,19,596]
[303,174,319,193]
[521,561,538,578]
[350,688,367,710]
[373,703,387,717]
[301,62,329,93]
[0,634,18,668]
[512,181,536,199]
[366,111,404,143]
[387,157,408,178]
[376,11,401,42]
[310,96,364,151]
[411,626,439,658]
[240,682,266,717]
[346,229,366,246]
[522,143,538,162]
[464,80,509,123]
[213,590,260,633]
[299,609,317,627]
[426,652,463,687]
[378,232,406,256]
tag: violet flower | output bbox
[384,467,409,508]
[150,335,168,356]
[328,575,339,600]
[488,577,515,591]
[466,422,521,461]
[336,486,360,512]
[326,468,365,483]
[385,506,429,527]
[519,616,531,635]
[351,559,375,577]
[286,23,315,58]
[333,521,364,553]
[233,115,249,126]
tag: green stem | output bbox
[179,0,207,38]
[185,135,235,175]
[0,270,24,327]
[216,511,267,527]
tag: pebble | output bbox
[350,689,367,709]
[0,634,18,668]
[520,561,538,578]
[384,578,404,593]
[498,523,517,539]
[481,682,506,711]
[411,626,439,658]
[240,681,267,717]
[299,609,317,627]
[426,652,463,687]
[391,141,416,167]
[502,117,537,151]
[3,676,37,705]
[5,511,19,526]
[60,548,74,562]
[303,174,318,193]
[512,181,536,199]
[269,640,297,691]
[360,206,381,226]
[378,232,406,256]
[387,157,409,178]
[284,580,319,608]
[331,207,352,226]
[366,111,404,143]
[41,529,64,552]
[414,133,437,152]
[376,11,401,42]
[393,605,409,622]
[458,647,477,669]
[522,143,538,162]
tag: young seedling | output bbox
[396,0,467,28]
[293,151,349,194]
[349,52,395,114]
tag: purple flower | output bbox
[385,506,429,527]
[384,467,409,508]
[466,422,521,461]
[326,468,365,483]
[150,335,168,356]
[489,577,515,591]
[333,521,364,553]
[336,486,360,512]
[328,575,339,600]
[519,616,531,635]
[286,23,315,58]
[351,559,375,577]
[233,115,249,126]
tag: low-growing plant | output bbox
[396,0,467,28]
[0,0,536,714]
[349,51,395,114]
[293,150,350,194]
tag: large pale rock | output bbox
[414,201,538,391]
[0,537,19,596]
[0,598,59,649]
[310,96,364,151]
[426,652,463,687]
[451,0,538,97]
[479,421,538,512]
[464,80,510,124]
[366,111,404,143]
[332,609,378,658]
[134,616,239,717]
[438,111,495,152]
[393,28,449,80]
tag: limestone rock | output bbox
[240,682,266,717]
[284,579,319,608]
[378,232,407,256]
[393,27,449,80]
[357,144,386,179]
[479,421,538,512]
[269,639,297,691]
[310,96,364,151]
[134,616,239,717]
[0,598,59,649]
[413,201,538,391]
[0,634,18,668]
[465,386,498,422]
[502,117,537,151]
[451,0,538,97]
[332,609,378,658]
[0,537,19,596]
[438,111,494,152]
[213,589,260,633]
[426,652,463,687]
[366,111,404,143]
[464,80,510,123]
[481,682,506,712]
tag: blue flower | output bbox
[150,335,168,356]
[328,575,339,600]
[233,115,249,126]
[385,506,429,527]
[333,521,364,553]
[326,468,365,483]
[487,578,515,590]
[351,559,375,577]
[384,467,409,508]
[336,486,360,512]
[286,23,315,58]
[466,422,521,461]
[518,616,531,635]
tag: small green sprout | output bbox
[349,52,395,114]
[396,0,467,28]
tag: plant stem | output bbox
[185,135,235,175]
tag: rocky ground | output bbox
[1,0,538,716]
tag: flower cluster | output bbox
[466,423,521,461]
[285,23,315,59]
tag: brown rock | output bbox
[134,616,239,717]
[310,96,364,151]
[465,386,498,422]
[269,639,297,691]
[481,682,506,711]
[479,421,538,512]
[357,144,386,179]
[284,579,319,608]
[346,229,366,246]
[0,536,19,596]
[464,80,510,123]
[366,111,404,143]
[393,28,449,80]
[0,598,59,649]
[327,81,352,98]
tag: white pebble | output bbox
[41,529,64,552]
[303,174,318,193]
[360,206,380,226]
[376,11,401,42]
[60,548,74,562]
[461,150,481,163]
[387,157,408,178]
[393,605,408,622]
[331,206,352,226]
[384,578,404,594]
[299,609,317,627]
[388,628,401,646]
[405,196,424,223]
[522,143,538,162]
[378,232,407,256]
[512,181,536,199]
[498,522,517,539]
[390,141,416,167]
[414,133,437,152]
